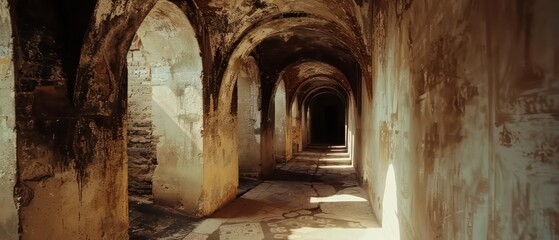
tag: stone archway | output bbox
[126,0,204,215]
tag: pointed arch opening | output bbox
[126,0,204,215]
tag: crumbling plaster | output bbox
[356,0,559,239]
[236,56,262,178]
[272,80,287,161]
[10,0,144,238]
[0,0,17,238]
[10,0,204,238]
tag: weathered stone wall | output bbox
[273,80,287,161]
[237,56,262,178]
[290,96,302,153]
[356,0,559,239]
[10,0,155,238]
[0,0,17,238]
[347,96,357,162]
[127,42,157,197]
[488,1,559,237]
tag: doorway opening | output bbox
[309,93,346,146]
[126,1,204,238]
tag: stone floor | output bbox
[129,177,261,240]
[130,154,388,240]
[129,200,202,239]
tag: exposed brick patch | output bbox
[127,43,158,197]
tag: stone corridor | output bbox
[0,0,557,239]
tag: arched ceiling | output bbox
[212,2,370,114]
[135,1,202,74]
[295,77,349,111]
[278,60,352,103]
[253,28,360,99]
[132,0,203,97]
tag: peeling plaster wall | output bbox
[347,96,357,164]
[12,0,130,238]
[237,56,262,178]
[151,66,204,214]
[0,0,17,238]
[489,1,559,238]
[302,104,311,147]
[290,96,301,153]
[357,0,559,239]
[200,110,238,215]
[273,80,287,161]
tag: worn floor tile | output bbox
[131,152,394,240]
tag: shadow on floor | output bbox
[129,178,263,239]
[238,177,262,197]
[129,200,203,240]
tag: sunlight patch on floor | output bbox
[310,194,367,203]
[317,165,353,169]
